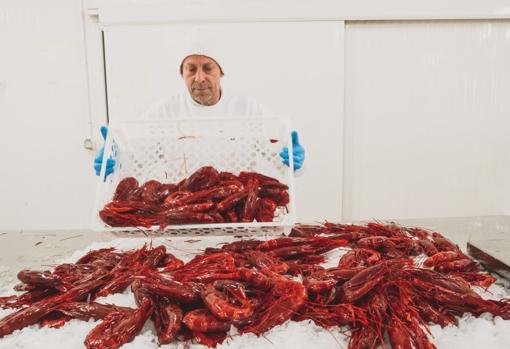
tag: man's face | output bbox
[181,55,223,106]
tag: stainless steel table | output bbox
[1,215,509,287]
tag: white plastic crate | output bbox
[92,116,296,235]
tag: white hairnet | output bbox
[179,27,224,74]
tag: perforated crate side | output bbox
[91,116,296,236]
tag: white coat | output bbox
[142,90,266,119]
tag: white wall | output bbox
[1,1,510,230]
[0,1,97,230]
[344,20,510,220]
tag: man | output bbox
[94,52,305,177]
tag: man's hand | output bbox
[94,126,116,179]
[279,131,305,171]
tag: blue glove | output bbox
[279,131,305,171]
[94,126,116,179]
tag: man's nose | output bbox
[194,68,205,82]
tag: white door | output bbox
[103,22,345,222]
[344,20,510,220]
